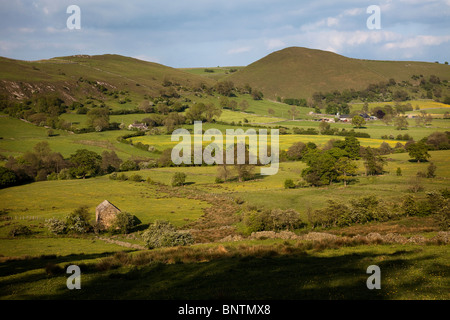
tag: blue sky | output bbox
[0,0,449,67]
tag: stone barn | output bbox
[95,200,121,229]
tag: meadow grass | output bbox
[0,240,447,299]
[0,176,210,236]
[0,237,125,258]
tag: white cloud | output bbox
[326,17,339,27]
[384,35,450,49]
[265,39,286,50]
[227,46,252,55]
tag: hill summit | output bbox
[227,47,450,100]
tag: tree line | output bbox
[0,141,141,188]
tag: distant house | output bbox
[360,113,370,119]
[96,200,121,230]
[339,115,352,122]
[128,123,148,131]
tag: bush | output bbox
[45,218,67,235]
[243,208,304,233]
[284,179,296,189]
[9,225,32,237]
[109,212,140,234]
[142,220,194,249]
[65,206,92,234]
[120,160,139,172]
[129,174,143,182]
[308,195,393,228]
[171,172,186,187]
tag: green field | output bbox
[1,50,449,300]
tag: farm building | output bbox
[128,123,148,131]
[95,200,121,229]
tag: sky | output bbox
[0,0,449,67]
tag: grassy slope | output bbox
[227,47,450,100]
[0,54,215,104]
[1,51,450,300]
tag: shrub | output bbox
[171,172,186,187]
[142,220,194,249]
[120,160,139,172]
[129,174,143,182]
[269,208,304,231]
[426,162,436,178]
[284,179,296,189]
[243,208,304,233]
[243,210,269,233]
[9,225,32,237]
[308,195,393,228]
[109,212,140,234]
[45,218,67,235]
[45,263,65,276]
[65,206,92,234]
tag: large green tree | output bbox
[351,115,366,128]
[407,142,431,163]
[69,149,102,178]
[335,157,358,186]
[362,147,386,175]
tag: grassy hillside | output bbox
[227,47,450,100]
[0,54,215,105]
[1,49,449,301]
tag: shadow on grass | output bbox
[7,247,446,300]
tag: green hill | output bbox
[0,54,214,104]
[227,47,450,100]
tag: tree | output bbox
[426,132,449,150]
[69,149,102,178]
[407,142,431,163]
[101,151,122,173]
[185,103,207,122]
[0,166,17,188]
[335,157,358,186]
[378,142,392,155]
[318,121,330,133]
[426,162,436,178]
[332,136,361,159]
[394,116,409,130]
[87,108,109,131]
[287,105,299,120]
[171,172,186,186]
[204,103,222,122]
[239,100,249,112]
[219,96,229,109]
[351,115,366,128]
[286,141,307,161]
[362,147,386,175]
[251,90,263,100]
[301,150,338,186]
[215,81,235,96]
[267,108,275,116]
[381,114,393,126]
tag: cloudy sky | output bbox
[0,0,449,67]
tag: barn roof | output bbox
[96,200,121,212]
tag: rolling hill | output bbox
[227,47,450,100]
[0,54,214,104]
